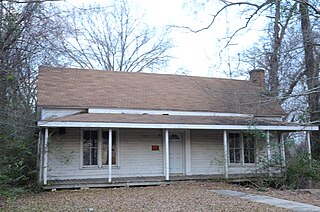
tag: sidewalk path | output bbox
[209,190,320,212]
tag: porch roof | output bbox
[38,113,317,131]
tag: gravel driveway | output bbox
[4,181,318,211]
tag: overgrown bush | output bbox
[285,153,320,189]
[0,131,39,197]
[252,152,320,189]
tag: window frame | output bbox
[80,128,119,169]
[228,132,256,166]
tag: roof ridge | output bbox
[39,66,251,83]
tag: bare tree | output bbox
[55,0,173,72]
[182,0,320,157]
[0,0,64,189]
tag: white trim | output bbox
[185,130,191,175]
[98,131,102,168]
[108,129,112,183]
[165,129,169,181]
[280,133,286,167]
[223,130,228,179]
[37,130,43,184]
[43,128,48,185]
[38,121,318,131]
[88,108,254,118]
[266,131,271,176]
[266,131,271,161]
[306,131,312,159]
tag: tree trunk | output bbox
[300,2,320,159]
[269,0,281,98]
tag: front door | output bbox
[169,132,183,174]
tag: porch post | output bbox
[108,129,112,183]
[280,133,286,167]
[223,130,228,179]
[306,131,312,160]
[266,131,271,161]
[38,129,43,184]
[185,130,191,175]
[165,129,169,181]
[43,128,48,185]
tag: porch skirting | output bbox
[43,174,260,190]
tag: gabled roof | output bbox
[37,67,286,117]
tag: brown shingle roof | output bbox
[37,67,286,116]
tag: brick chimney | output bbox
[249,69,265,89]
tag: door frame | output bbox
[168,130,186,175]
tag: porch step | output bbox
[43,180,170,190]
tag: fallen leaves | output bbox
[3,181,316,211]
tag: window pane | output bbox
[244,149,248,163]
[229,137,234,148]
[249,149,255,163]
[91,148,97,165]
[230,150,235,163]
[83,147,90,165]
[249,138,255,148]
[235,149,241,163]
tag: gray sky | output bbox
[67,0,263,78]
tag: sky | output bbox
[66,0,264,79]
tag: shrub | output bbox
[0,134,39,197]
[285,153,320,189]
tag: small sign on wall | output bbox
[152,145,160,151]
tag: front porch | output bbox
[44,174,260,190]
[37,123,317,188]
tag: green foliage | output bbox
[0,132,39,197]
[253,151,320,189]
[285,153,320,189]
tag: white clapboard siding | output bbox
[117,129,163,177]
[47,128,272,180]
[47,128,163,180]
[190,130,224,174]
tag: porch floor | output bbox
[44,174,257,190]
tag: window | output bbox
[228,133,255,164]
[83,130,98,166]
[243,134,255,163]
[82,129,118,167]
[229,133,241,163]
[102,131,117,165]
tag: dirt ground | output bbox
[2,181,319,212]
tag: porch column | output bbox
[38,129,43,184]
[108,129,112,183]
[266,131,271,161]
[165,129,169,181]
[185,130,191,175]
[306,131,312,160]
[43,128,48,185]
[280,133,286,167]
[223,130,228,179]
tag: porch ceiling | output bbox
[38,113,317,131]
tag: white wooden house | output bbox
[37,67,317,188]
